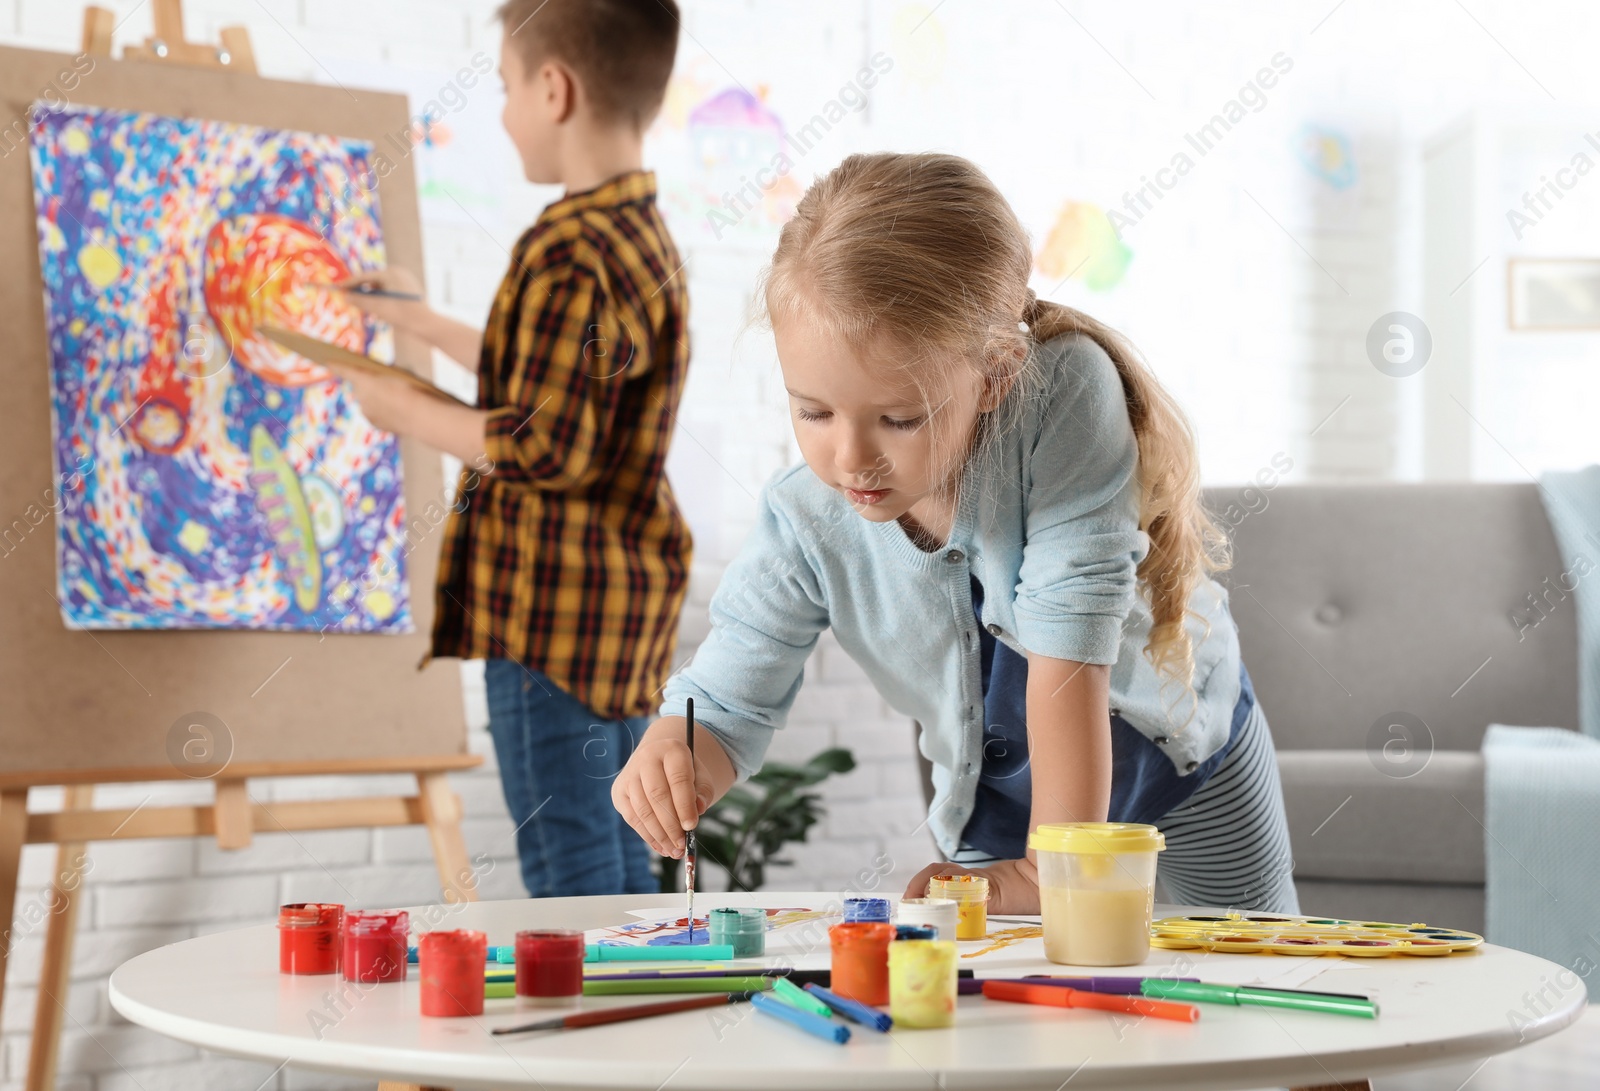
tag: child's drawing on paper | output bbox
[28,104,411,632]
[588,908,834,949]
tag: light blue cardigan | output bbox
[661,332,1243,857]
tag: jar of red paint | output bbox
[342,910,408,984]
[278,903,343,975]
[418,929,487,1017]
[514,929,584,1007]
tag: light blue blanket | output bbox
[1537,465,1600,738]
[1483,723,1600,975]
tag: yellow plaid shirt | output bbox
[427,170,692,719]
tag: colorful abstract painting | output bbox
[28,104,411,632]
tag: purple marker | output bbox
[1020,975,1201,994]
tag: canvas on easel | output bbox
[0,13,479,1091]
[29,103,411,632]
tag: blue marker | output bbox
[803,983,892,1032]
[407,944,513,965]
[749,991,850,1044]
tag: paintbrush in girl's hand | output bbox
[685,697,697,942]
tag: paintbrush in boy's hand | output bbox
[685,697,697,942]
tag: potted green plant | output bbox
[661,747,855,893]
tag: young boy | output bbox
[333,0,689,898]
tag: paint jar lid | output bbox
[418,929,487,958]
[515,929,584,954]
[829,921,895,947]
[1028,822,1166,855]
[707,907,766,935]
[888,938,956,963]
[279,902,342,929]
[898,897,959,913]
[842,897,891,923]
[345,909,408,936]
[927,873,989,902]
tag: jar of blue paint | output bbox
[842,897,892,923]
[708,907,766,958]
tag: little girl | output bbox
[612,152,1298,914]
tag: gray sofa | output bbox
[910,483,1581,935]
[1208,482,1580,934]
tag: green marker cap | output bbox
[770,975,836,1017]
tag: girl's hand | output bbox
[613,717,722,858]
[327,268,429,333]
[901,857,1041,915]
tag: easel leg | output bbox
[26,785,93,1091]
[417,772,476,904]
[0,790,29,1037]
[1290,1081,1373,1090]
[377,1083,449,1091]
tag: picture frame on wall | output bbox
[1507,258,1600,330]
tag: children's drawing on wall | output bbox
[649,66,803,244]
[322,55,514,232]
[1035,200,1133,291]
[29,103,412,633]
[1293,124,1358,190]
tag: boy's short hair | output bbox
[497,0,679,129]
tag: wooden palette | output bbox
[1150,913,1484,956]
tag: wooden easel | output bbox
[2,757,481,1091]
[81,0,257,74]
[0,11,477,1091]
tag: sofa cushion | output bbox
[1277,750,1484,884]
[1204,482,1580,754]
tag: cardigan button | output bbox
[986,623,1002,636]
[1152,734,1168,744]
[945,548,964,562]
[1185,760,1199,772]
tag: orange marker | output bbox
[982,980,1199,1023]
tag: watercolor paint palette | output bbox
[1150,913,1484,956]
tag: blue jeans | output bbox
[483,659,657,897]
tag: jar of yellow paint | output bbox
[926,873,989,940]
[888,939,958,1028]
[1029,822,1165,966]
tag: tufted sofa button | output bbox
[1315,603,1342,625]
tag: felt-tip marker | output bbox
[409,944,512,965]
[584,944,736,962]
[749,991,849,1044]
[1141,980,1378,1018]
[804,983,892,1032]
[982,980,1199,1023]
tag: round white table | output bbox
[109,891,1587,1091]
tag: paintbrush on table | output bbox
[685,697,697,943]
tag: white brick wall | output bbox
[7,0,1600,1086]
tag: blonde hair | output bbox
[760,152,1231,726]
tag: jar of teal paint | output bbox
[708,907,766,958]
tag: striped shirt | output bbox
[426,170,692,720]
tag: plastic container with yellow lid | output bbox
[1028,822,1166,966]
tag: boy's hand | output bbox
[901,857,1041,915]
[332,364,418,436]
[613,716,720,858]
[327,268,429,333]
